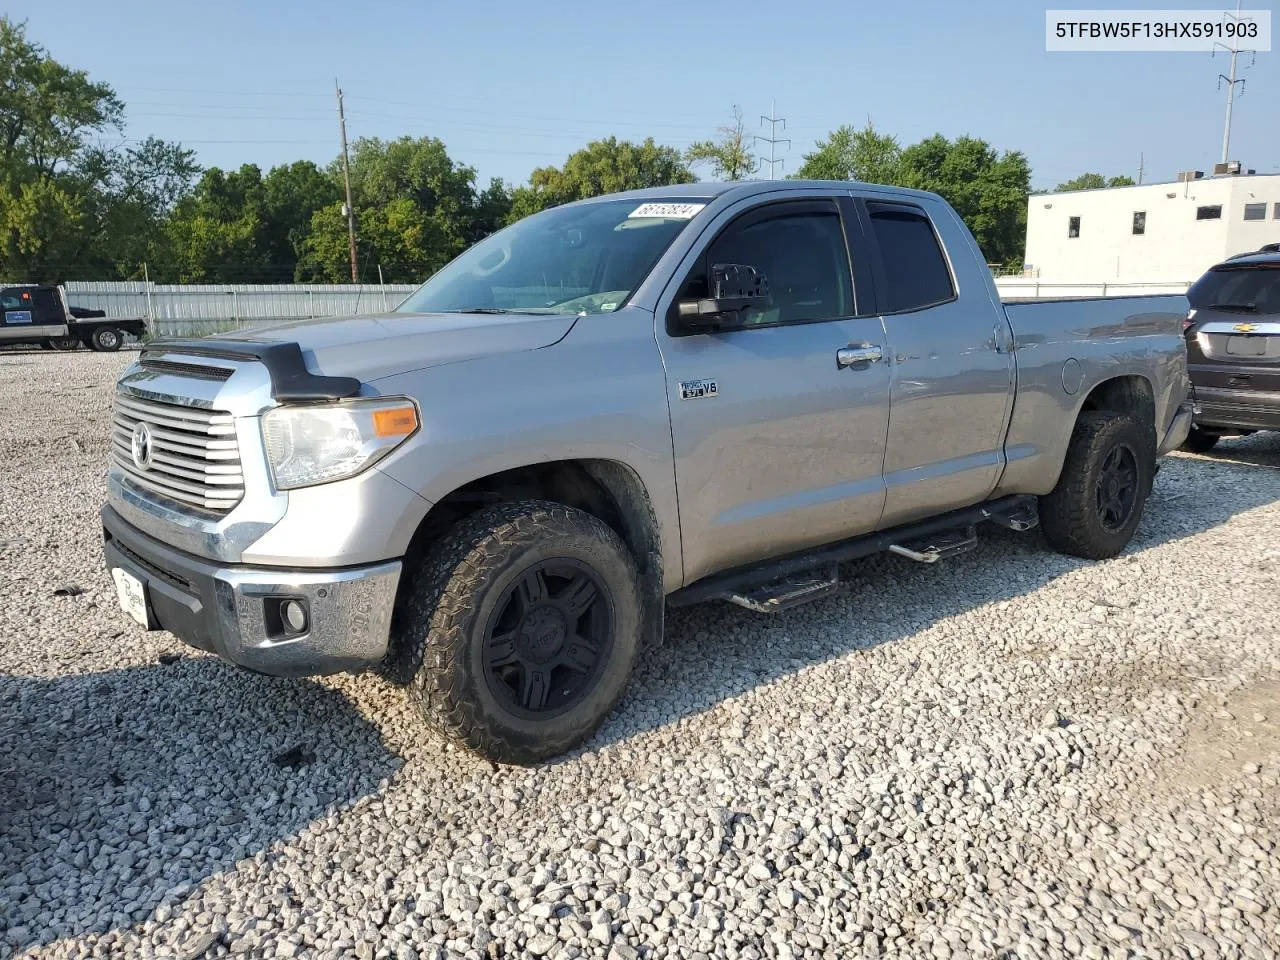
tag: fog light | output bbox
[282,599,308,634]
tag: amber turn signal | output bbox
[372,405,418,438]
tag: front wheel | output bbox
[1040,411,1154,560]
[89,326,123,352]
[1180,425,1220,453]
[394,500,642,764]
[47,337,79,351]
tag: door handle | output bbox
[836,343,883,369]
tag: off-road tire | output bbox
[1040,411,1154,560]
[89,326,123,352]
[393,500,642,765]
[1180,425,1220,454]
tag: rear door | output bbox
[859,198,1016,527]
[657,195,891,583]
[1186,262,1280,426]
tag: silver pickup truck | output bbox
[102,181,1193,763]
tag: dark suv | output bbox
[1182,251,1280,452]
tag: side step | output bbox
[667,494,1039,613]
[888,526,979,564]
[726,564,840,613]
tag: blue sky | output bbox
[16,0,1279,191]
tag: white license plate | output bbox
[111,567,150,627]
[1227,335,1267,357]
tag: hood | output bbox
[216,311,580,383]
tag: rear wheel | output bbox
[1180,425,1220,453]
[394,500,642,764]
[89,326,123,352]
[1040,411,1153,560]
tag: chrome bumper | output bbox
[1158,400,1197,456]
[102,506,401,677]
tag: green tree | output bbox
[0,18,195,280]
[262,160,340,276]
[1055,172,1136,191]
[299,136,510,282]
[795,122,901,183]
[163,165,273,282]
[685,107,759,182]
[507,137,693,222]
[896,134,1030,267]
[74,136,200,278]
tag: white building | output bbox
[1023,168,1280,284]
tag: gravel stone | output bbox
[2,351,1280,959]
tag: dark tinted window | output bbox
[1188,266,1280,315]
[705,210,853,326]
[31,289,60,313]
[0,294,20,310]
[1243,203,1266,221]
[1132,211,1146,235]
[1196,205,1222,220]
[1068,216,1080,238]
[868,205,956,313]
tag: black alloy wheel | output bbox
[481,559,613,718]
[1095,444,1139,531]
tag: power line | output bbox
[755,100,790,180]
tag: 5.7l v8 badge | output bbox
[679,379,718,401]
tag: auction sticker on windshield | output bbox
[629,202,706,219]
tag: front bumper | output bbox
[102,506,401,677]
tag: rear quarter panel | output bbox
[996,295,1189,496]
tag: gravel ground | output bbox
[2,348,1279,960]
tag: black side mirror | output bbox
[677,263,771,327]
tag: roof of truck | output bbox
[573,179,941,205]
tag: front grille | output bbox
[111,390,245,513]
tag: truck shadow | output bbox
[588,449,1280,754]
[0,662,400,955]
[1184,430,1280,470]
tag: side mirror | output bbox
[677,263,770,327]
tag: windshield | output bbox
[396,198,709,316]
[1188,265,1280,314]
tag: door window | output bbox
[866,203,957,313]
[695,205,854,327]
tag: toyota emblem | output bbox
[131,422,154,471]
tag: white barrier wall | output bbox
[63,282,419,337]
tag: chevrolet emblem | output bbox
[1234,323,1258,333]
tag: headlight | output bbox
[262,398,419,490]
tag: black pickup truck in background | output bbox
[0,284,147,352]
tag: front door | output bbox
[657,197,891,584]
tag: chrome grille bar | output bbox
[112,389,245,512]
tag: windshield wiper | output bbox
[1207,302,1258,312]
[443,307,520,314]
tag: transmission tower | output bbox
[1213,0,1258,165]
[756,100,790,180]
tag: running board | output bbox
[888,526,979,564]
[726,564,840,613]
[668,494,1039,612]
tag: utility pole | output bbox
[336,79,359,283]
[1138,152,1144,185]
[756,100,790,180]
[1213,0,1257,165]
